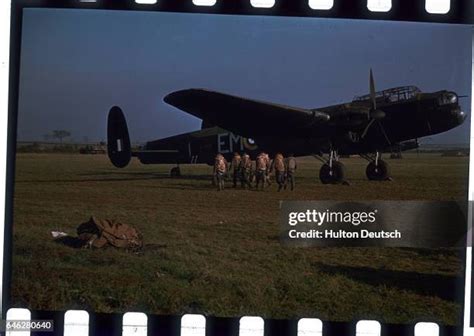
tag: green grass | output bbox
[10,153,469,325]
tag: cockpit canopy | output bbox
[353,86,421,104]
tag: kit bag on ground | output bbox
[77,216,143,250]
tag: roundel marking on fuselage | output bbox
[242,137,258,151]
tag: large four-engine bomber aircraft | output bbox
[107,70,467,184]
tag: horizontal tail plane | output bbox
[107,106,209,168]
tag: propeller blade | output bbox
[361,69,390,141]
[376,120,391,145]
[361,119,391,145]
[370,68,376,112]
[361,118,376,138]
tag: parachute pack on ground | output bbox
[76,216,143,250]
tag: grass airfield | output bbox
[10,153,469,325]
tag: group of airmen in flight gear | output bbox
[213,151,297,191]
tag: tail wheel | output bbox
[366,159,390,181]
[170,167,181,177]
[319,161,346,184]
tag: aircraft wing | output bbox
[164,89,330,137]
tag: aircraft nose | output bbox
[451,108,467,125]
[457,109,467,124]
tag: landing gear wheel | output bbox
[366,160,390,181]
[319,161,346,184]
[170,166,181,177]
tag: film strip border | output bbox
[3,1,474,335]
[3,309,464,336]
[470,199,474,329]
[8,0,474,23]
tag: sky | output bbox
[17,8,472,144]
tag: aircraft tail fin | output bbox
[107,106,132,168]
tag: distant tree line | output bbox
[43,130,71,143]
